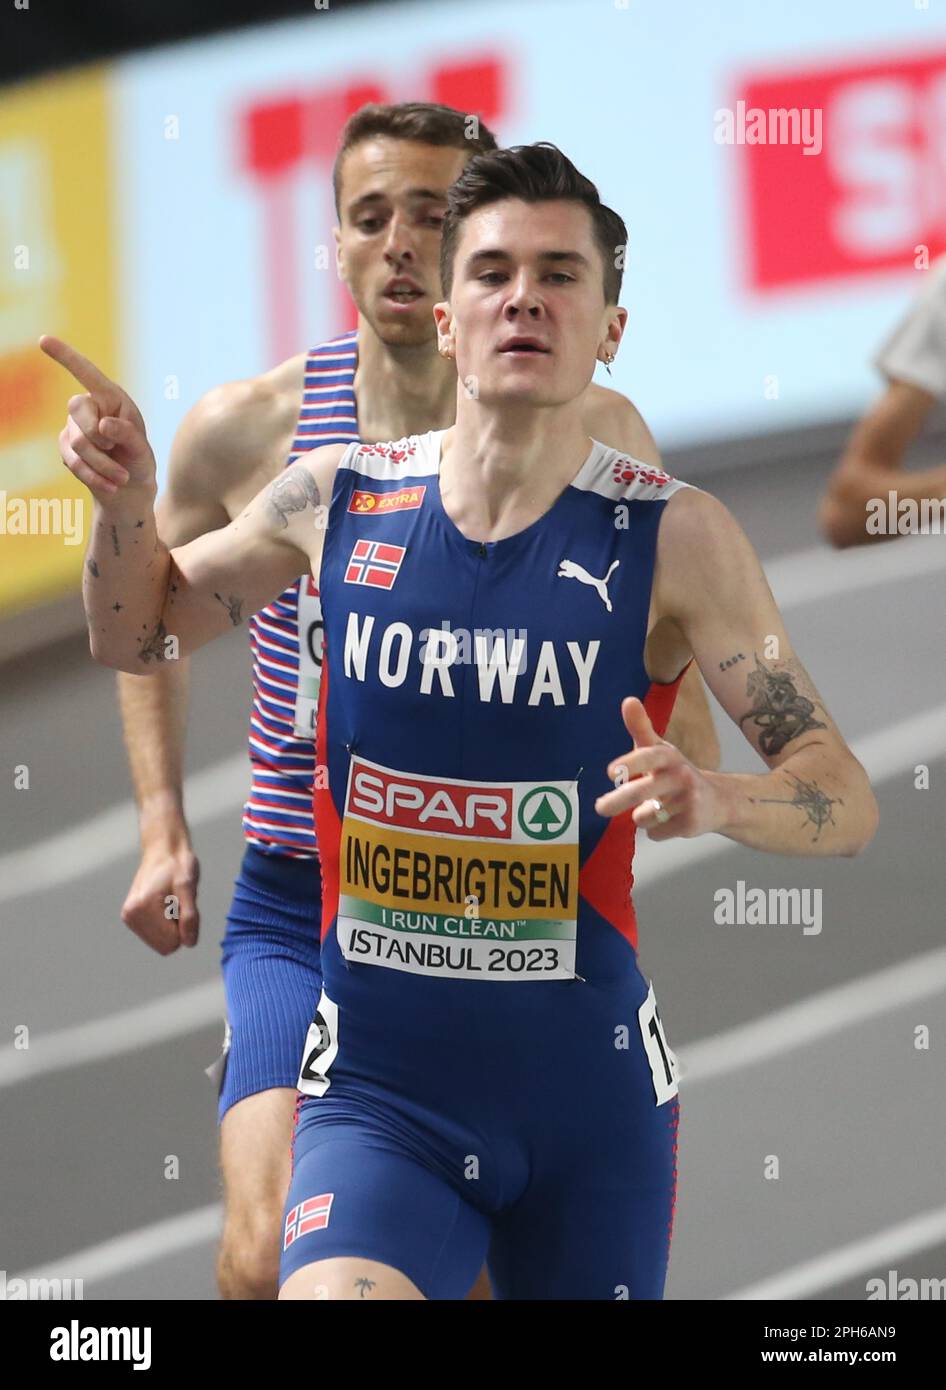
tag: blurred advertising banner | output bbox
[4,0,946,617]
[110,0,946,487]
[739,46,946,291]
[0,68,115,616]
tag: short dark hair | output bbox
[333,102,498,216]
[440,143,627,304]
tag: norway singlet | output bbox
[282,429,692,1299]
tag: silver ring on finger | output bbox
[651,798,673,825]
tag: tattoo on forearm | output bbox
[110,524,120,557]
[758,771,841,843]
[86,556,99,578]
[738,653,826,756]
[265,464,321,529]
[138,619,168,664]
[214,592,244,626]
[354,1277,377,1298]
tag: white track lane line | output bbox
[0,753,249,905]
[22,1189,946,1296]
[728,1205,946,1300]
[679,946,946,1082]
[0,980,224,1087]
[763,533,946,609]
[3,533,944,907]
[17,1204,222,1289]
[1,701,943,1088]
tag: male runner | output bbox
[56,102,718,1299]
[819,254,946,547]
[50,143,850,1300]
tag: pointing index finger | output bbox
[39,335,120,403]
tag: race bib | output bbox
[337,755,580,982]
[293,577,324,737]
[637,982,679,1105]
[297,992,339,1097]
[204,1019,232,1095]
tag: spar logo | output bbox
[349,763,513,838]
[518,786,572,841]
[737,46,946,289]
[348,486,426,516]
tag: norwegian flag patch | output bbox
[344,539,406,590]
[284,1193,334,1249]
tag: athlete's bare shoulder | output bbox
[655,484,763,613]
[164,352,308,528]
[187,352,306,468]
[580,382,660,466]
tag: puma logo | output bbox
[557,558,620,612]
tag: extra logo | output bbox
[284,1194,334,1249]
[517,786,573,840]
[344,539,406,590]
[348,485,426,516]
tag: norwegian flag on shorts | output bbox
[344,539,406,590]
[284,1193,334,1249]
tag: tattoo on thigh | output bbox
[266,465,321,530]
[738,653,826,756]
[758,771,841,842]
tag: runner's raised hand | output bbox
[40,335,156,501]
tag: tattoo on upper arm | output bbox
[214,592,244,626]
[138,619,168,664]
[265,464,321,529]
[354,1277,376,1298]
[719,651,745,671]
[738,653,826,756]
[758,771,841,843]
[110,524,120,557]
[86,556,99,578]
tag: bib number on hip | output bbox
[637,982,679,1105]
[297,991,339,1097]
[204,1019,232,1096]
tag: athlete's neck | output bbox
[354,318,457,443]
[439,399,592,543]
